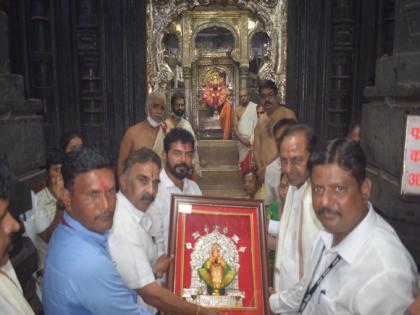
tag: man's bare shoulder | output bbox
[271,106,296,121]
[125,120,150,136]
[235,105,246,117]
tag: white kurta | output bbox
[270,204,419,315]
[0,260,35,315]
[236,101,258,163]
[273,180,322,292]
[147,169,202,255]
[108,192,158,314]
[264,157,281,205]
[34,187,57,270]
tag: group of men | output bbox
[228,79,420,314]
[0,78,419,315]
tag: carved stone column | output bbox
[183,66,195,128]
[239,66,249,89]
[76,0,104,148]
[362,0,420,263]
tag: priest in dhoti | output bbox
[234,88,258,174]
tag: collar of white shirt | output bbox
[117,191,152,231]
[319,202,376,265]
[160,168,189,192]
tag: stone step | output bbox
[202,189,246,199]
[197,140,238,166]
[197,165,242,190]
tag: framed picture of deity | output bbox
[167,194,269,315]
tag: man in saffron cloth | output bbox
[219,89,233,140]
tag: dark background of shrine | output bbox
[0,1,419,313]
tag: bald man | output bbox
[234,88,258,173]
[117,91,167,177]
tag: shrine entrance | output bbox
[146,1,288,139]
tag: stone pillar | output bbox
[0,9,9,73]
[239,66,249,89]
[0,6,44,313]
[362,0,420,264]
[183,66,194,128]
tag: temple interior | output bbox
[0,0,419,313]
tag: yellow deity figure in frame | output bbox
[198,243,236,296]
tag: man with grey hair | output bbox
[117,91,167,177]
[109,148,218,315]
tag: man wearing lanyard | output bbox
[43,147,150,315]
[269,139,419,314]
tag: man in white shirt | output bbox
[273,125,322,293]
[165,92,202,177]
[147,128,202,255]
[0,153,35,315]
[270,138,419,315]
[264,118,297,206]
[109,148,217,315]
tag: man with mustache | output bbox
[165,92,202,177]
[43,147,150,315]
[147,128,202,255]
[270,138,419,314]
[0,153,35,314]
[273,124,322,294]
[253,80,296,181]
[108,148,218,315]
[117,91,167,177]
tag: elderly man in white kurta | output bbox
[147,128,202,255]
[233,88,258,174]
[273,125,321,293]
[109,148,217,315]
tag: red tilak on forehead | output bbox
[99,180,110,192]
[180,143,189,151]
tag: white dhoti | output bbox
[237,102,257,164]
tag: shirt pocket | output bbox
[314,291,337,315]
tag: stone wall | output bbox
[362,0,420,267]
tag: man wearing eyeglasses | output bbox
[272,124,322,295]
[253,80,296,181]
[147,128,202,255]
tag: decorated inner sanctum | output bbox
[1,0,420,314]
[147,1,287,139]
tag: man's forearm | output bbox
[138,283,213,315]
